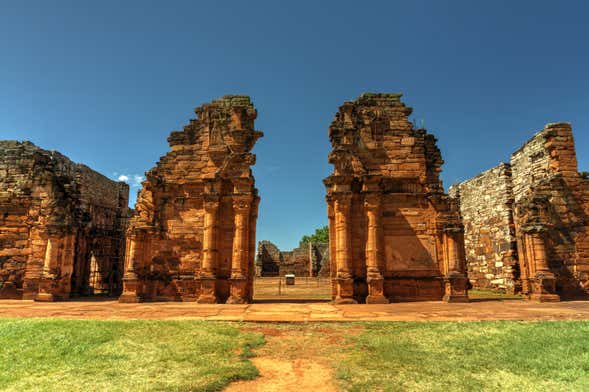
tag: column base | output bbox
[35,292,55,302]
[366,274,388,304]
[197,275,218,304]
[196,295,218,304]
[443,294,470,303]
[366,295,389,304]
[529,293,560,302]
[443,273,469,303]
[227,276,248,304]
[335,277,356,304]
[119,273,141,303]
[529,272,560,302]
[334,296,358,304]
[119,293,142,303]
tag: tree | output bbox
[299,225,329,246]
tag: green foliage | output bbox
[337,321,589,391]
[299,225,329,245]
[0,319,264,392]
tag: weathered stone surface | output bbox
[324,93,469,304]
[255,240,329,277]
[120,95,262,303]
[449,164,519,292]
[0,141,129,300]
[453,122,589,300]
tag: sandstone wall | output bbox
[0,141,129,300]
[454,122,589,299]
[449,164,518,292]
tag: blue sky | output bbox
[1,1,588,249]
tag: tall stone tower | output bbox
[120,95,263,303]
[324,93,468,303]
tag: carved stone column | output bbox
[442,228,469,303]
[326,195,337,300]
[227,195,252,304]
[525,227,560,302]
[334,193,357,304]
[36,235,59,302]
[364,193,388,304]
[197,195,220,303]
[119,234,141,303]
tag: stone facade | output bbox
[0,141,129,300]
[119,96,262,304]
[453,122,589,300]
[255,240,329,277]
[448,164,519,292]
[324,93,469,304]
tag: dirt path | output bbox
[224,325,363,392]
[226,357,337,392]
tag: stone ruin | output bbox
[5,92,586,305]
[451,122,589,300]
[255,240,329,277]
[0,141,129,300]
[119,95,262,304]
[324,93,469,304]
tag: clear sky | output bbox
[1,1,588,250]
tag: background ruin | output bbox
[0,141,129,300]
[255,240,329,277]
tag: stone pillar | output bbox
[35,236,59,302]
[227,195,251,304]
[334,193,357,304]
[198,196,220,303]
[364,193,388,304]
[119,235,141,303]
[442,228,469,303]
[526,228,560,302]
[327,195,337,300]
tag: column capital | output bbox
[363,193,381,211]
[203,194,220,212]
[333,192,353,209]
[232,194,253,212]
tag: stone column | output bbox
[442,228,469,303]
[227,195,252,304]
[35,235,59,302]
[334,193,357,304]
[119,234,141,303]
[198,196,219,303]
[326,195,337,300]
[525,228,560,302]
[365,193,388,304]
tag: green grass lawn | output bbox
[1,319,588,391]
[0,319,264,392]
[337,321,589,391]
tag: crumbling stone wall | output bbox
[120,96,262,304]
[449,164,519,292]
[0,141,129,300]
[324,93,468,304]
[255,241,329,277]
[453,122,589,300]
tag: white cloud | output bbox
[116,173,144,188]
[133,175,145,186]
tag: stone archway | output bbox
[118,93,469,305]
